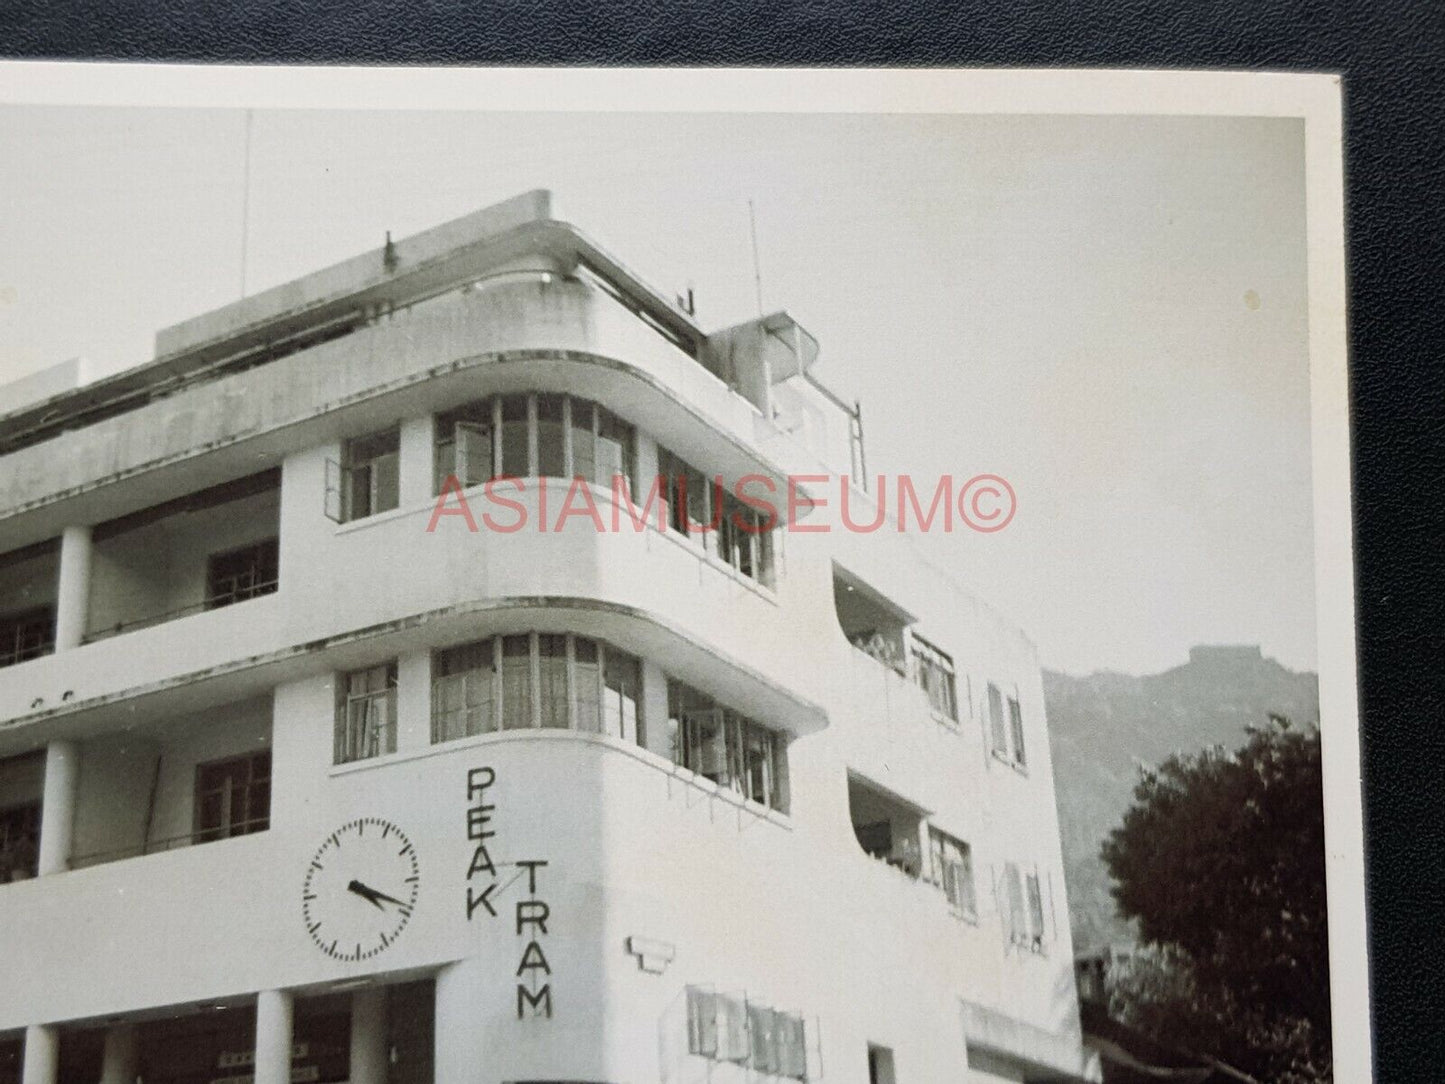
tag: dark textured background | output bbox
[2,2,1441,1078]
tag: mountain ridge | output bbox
[1045,645,1320,953]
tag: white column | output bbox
[98,1024,139,1084]
[37,740,78,876]
[396,650,433,752]
[254,989,294,1084]
[399,415,435,509]
[640,660,672,760]
[54,524,92,650]
[21,1024,57,1084]
[349,987,387,1084]
[435,958,487,1083]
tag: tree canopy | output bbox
[1101,717,1331,1082]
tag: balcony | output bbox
[0,539,58,670]
[848,772,926,878]
[0,696,273,880]
[84,470,280,643]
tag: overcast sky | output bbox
[0,106,1314,676]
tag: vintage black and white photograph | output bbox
[0,68,1362,1084]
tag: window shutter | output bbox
[456,420,492,486]
[324,458,343,521]
[1025,870,1045,949]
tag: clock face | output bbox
[302,818,419,962]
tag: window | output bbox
[0,607,54,669]
[911,635,958,721]
[659,446,774,587]
[434,401,494,492]
[205,538,279,609]
[537,633,569,728]
[535,394,566,478]
[193,751,271,842]
[987,682,1027,769]
[927,827,977,919]
[1001,861,1048,953]
[335,662,398,763]
[602,648,641,743]
[1007,694,1027,768]
[669,679,786,812]
[0,803,40,881]
[499,395,530,478]
[432,633,643,744]
[433,394,636,493]
[501,634,533,730]
[686,988,807,1080]
[433,639,496,741]
[339,428,400,522]
[867,1045,896,1084]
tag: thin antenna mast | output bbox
[239,109,254,298]
[748,199,764,316]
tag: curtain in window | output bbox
[433,639,495,742]
[501,635,532,729]
[570,400,597,483]
[573,637,602,733]
[597,407,633,488]
[537,634,570,728]
[536,395,566,478]
[499,396,529,478]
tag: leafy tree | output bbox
[1101,717,1331,1082]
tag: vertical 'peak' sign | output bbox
[464,765,554,1020]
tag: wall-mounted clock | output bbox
[303,817,420,962]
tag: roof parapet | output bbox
[154,189,555,358]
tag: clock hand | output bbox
[348,879,408,909]
[346,879,387,911]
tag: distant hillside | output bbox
[1044,646,1320,953]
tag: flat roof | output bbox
[0,189,707,456]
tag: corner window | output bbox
[659,447,774,588]
[433,394,636,494]
[335,662,398,763]
[0,607,55,669]
[193,751,271,842]
[205,538,279,609]
[336,428,400,522]
[911,635,958,721]
[431,633,642,744]
[668,679,786,812]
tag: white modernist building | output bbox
[0,191,1098,1084]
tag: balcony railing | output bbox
[68,816,271,871]
[82,579,278,643]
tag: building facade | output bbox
[0,191,1098,1084]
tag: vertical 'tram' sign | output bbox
[466,765,555,1019]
